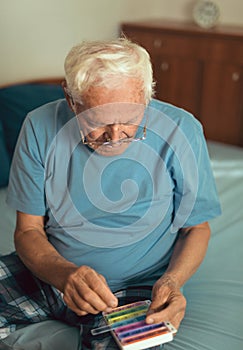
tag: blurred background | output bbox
[0,0,243,84]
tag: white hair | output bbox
[64,38,155,104]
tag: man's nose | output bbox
[106,124,121,142]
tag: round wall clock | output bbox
[193,0,220,29]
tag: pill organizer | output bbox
[92,300,177,350]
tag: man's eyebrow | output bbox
[79,106,144,125]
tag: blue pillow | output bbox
[0,83,64,160]
[0,121,11,187]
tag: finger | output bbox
[63,277,104,314]
[68,268,118,313]
[146,298,186,328]
[146,305,170,324]
[64,286,103,315]
[63,293,89,316]
[78,283,115,312]
[147,297,168,315]
[64,266,118,314]
[67,280,112,314]
[146,289,170,318]
[84,270,118,308]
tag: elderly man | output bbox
[1,38,221,349]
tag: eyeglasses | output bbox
[80,124,147,147]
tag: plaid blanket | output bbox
[0,253,162,349]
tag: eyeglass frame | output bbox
[79,116,148,147]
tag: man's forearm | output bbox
[146,223,210,327]
[163,222,211,287]
[15,228,77,292]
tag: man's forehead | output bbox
[81,78,145,107]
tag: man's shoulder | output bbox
[148,98,202,132]
[20,99,76,152]
[27,98,74,127]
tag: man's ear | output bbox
[61,80,75,111]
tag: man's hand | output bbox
[146,274,186,330]
[63,265,118,316]
[145,223,211,330]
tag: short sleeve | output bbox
[6,115,46,215]
[172,121,221,229]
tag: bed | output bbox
[0,79,242,349]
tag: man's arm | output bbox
[14,211,118,315]
[146,221,211,329]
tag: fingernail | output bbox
[110,300,118,308]
[105,307,113,312]
[146,317,154,324]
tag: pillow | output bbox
[0,83,64,160]
[0,121,11,187]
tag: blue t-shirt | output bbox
[7,98,221,291]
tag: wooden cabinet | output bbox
[121,20,243,146]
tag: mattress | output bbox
[0,141,243,349]
[164,141,243,349]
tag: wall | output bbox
[0,0,243,85]
[149,0,243,25]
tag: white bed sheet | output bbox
[164,141,243,349]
